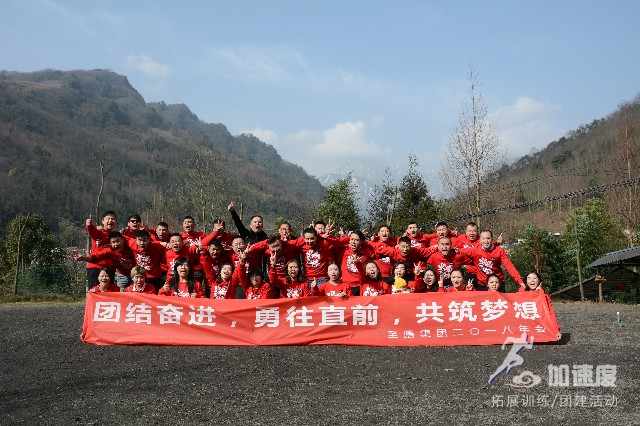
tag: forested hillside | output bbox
[0,69,324,238]
[445,95,640,239]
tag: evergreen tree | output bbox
[317,173,361,231]
[393,154,437,231]
[366,168,397,229]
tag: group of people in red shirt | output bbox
[76,202,545,299]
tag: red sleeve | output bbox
[410,245,438,261]
[200,230,219,247]
[236,262,249,291]
[268,269,285,289]
[194,281,205,298]
[500,249,523,284]
[518,286,526,292]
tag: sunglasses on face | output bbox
[130,219,140,223]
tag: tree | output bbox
[317,173,361,231]
[563,198,628,284]
[1,213,66,295]
[366,168,397,229]
[441,65,505,221]
[393,154,437,230]
[509,223,570,293]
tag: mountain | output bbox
[0,69,324,236]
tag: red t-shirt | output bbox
[124,283,156,294]
[89,283,121,292]
[291,236,341,280]
[269,269,310,298]
[460,245,523,286]
[426,251,472,286]
[312,281,353,297]
[127,240,167,280]
[164,245,199,282]
[157,280,205,298]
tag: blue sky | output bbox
[2,0,639,194]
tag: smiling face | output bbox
[423,270,436,286]
[98,270,111,285]
[526,273,541,290]
[465,224,478,241]
[480,231,493,249]
[219,264,232,281]
[102,214,116,231]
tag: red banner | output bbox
[82,292,561,346]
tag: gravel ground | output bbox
[0,301,638,425]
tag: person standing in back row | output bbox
[228,202,268,244]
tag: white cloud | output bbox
[241,121,390,178]
[242,128,279,145]
[126,54,170,79]
[492,97,565,159]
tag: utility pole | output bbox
[574,213,585,300]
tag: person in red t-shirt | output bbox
[332,230,376,296]
[456,222,503,284]
[124,266,156,294]
[209,262,241,299]
[357,259,391,297]
[127,229,167,292]
[150,221,171,247]
[426,237,473,286]
[164,233,200,284]
[373,236,438,280]
[311,262,351,298]
[269,256,310,299]
[88,267,120,293]
[437,268,475,292]
[413,267,439,292]
[120,214,144,240]
[372,225,397,279]
[75,231,135,291]
[158,258,205,298]
[459,230,524,292]
[425,222,460,248]
[84,211,117,288]
[404,222,429,248]
[290,227,341,286]
[240,265,277,300]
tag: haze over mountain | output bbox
[0,69,324,233]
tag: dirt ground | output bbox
[1,301,638,425]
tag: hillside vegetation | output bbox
[0,69,324,238]
[445,95,640,239]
